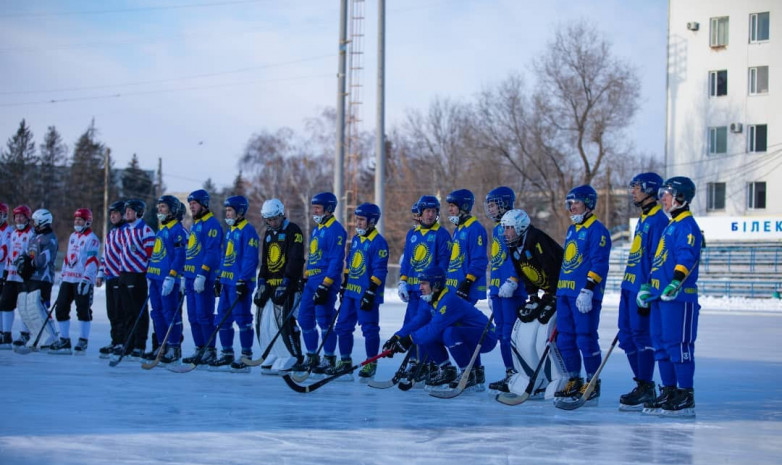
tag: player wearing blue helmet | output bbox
[616,173,668,410]
[554,184,612,407]
[445,189,488,304]
[181,189,223,365]
[331,203,389,381]
[484,187,528,392]
[636,176,702,417]
[396,194,452,383]
[291,192,347,375]
[210,195,260,372]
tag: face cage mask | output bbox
[225,218,236,226]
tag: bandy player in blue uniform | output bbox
[182,189,223,365]
[637,176,702,418]
[445,189,488,305]
[484,187,527,391]
[295,192,346,375]
[554,185,611,406]
[396,195,451,378]
[147,195,187,363]
[333,203,389,381]
[211,196,259,372]
[616,173,669,410]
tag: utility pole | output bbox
[102,148,110,252]
[334,0,348,224]
[375,0,386,234]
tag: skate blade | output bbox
[618,403,645,412]
[641,407,663,416]
[659,407,696,418]
[229,368,251,374]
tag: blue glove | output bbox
[661,279,682,302]
[161,276,176,296]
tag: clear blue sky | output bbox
[0,0,668,193]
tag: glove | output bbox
[518,296,541,323]
[339,271,349,302]
[360,282,378,311]
[254,279,268,307]
[397,281,409,302]
[236,280,248,297]
[537,295,556,324]
[214,280,223,298]
[456,277,474,300]
[313,282,330,305]
[161,276,176,296]
[575,288,593,313]
[77,279,92,296]
[636,283,653,315]
[194,274,207,293]
[272,278,290,305]
[498,278,518,298]
[661,280,682,302]
[383,334,413,354]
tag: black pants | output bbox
[105,278,122,345]
[119,272,149,351]
[55,281,94,322]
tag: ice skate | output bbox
[642,385,677,416]
[660,388,695,418]
[325,358,353,381]
[48,337,72,355]
[619,378,657,411]
[229,351,253,373]
[73,338,88,355]
[489,368,517,393]
[358,361,377,383]
[208,351,235,371]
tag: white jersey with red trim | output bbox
[6,225,33,283]
[61,229,101,284]
[0,222,11,276]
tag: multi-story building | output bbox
[666,0,780,241]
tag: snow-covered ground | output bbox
[1,288,781,465]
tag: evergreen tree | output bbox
[0,119,38,206]
[121,154,157,230]
[38,126,67,209]
[67,120,105,221]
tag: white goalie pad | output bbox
[508,317,564,398]
[16,290,57,346]
[257,292,301,375]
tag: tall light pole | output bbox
[375,0,386,234]
[334,0,348,224]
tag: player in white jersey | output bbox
[0,205,34,349]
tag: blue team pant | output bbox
[650,299,699,389]
[185,277,217,348]
[443,324,498,368]
[298,278,338,355]
[617,288,655,382]
[556,295,602,378]
[149,278,182,348]
[491,294,525,370]
[215,282,255,353]
[403,291,421,326]
[335,295,380,359]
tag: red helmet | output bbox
[13,205,32,219]
[0,203,8,215]
[74,208,93,222]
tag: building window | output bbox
[749,66,769,95]
[749,12,770,42]
[709,70,728,96]
[710,16,729,47]
[747,182,766,209]
[707,182,726,210]
[748,124,768,152]
[708,126,728,154]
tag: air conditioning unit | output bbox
[687,22,700,31]
[730,122,743,133]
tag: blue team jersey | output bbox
[489,222,523,297]
[621,204,668,292]
[147,220,187,280]
[345,229,389,302]
[649,211,702,302]
[401,223,451,290]
[218,219,260,284]
[409,288,495,344]
[557,215,611,299]
[446,216,488,301]
[306,216,347,284]
[184,212,223,280]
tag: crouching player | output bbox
[384,265,497,392]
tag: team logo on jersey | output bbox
[448,241,464,273]
[308,236,322,265]
[349,249,367,278]
[521,264,547,289]
[150,237,167,263]
[561,240,583,275]
[411,235,417,243]
[626,234,643,268]
[411,242,432,272]
[186,232,202,260]
[267,242,284,273]
[223,238,237,267]
[651,235,668,271]
[489,237,506,270]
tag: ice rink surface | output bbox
[1,290,781,465]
